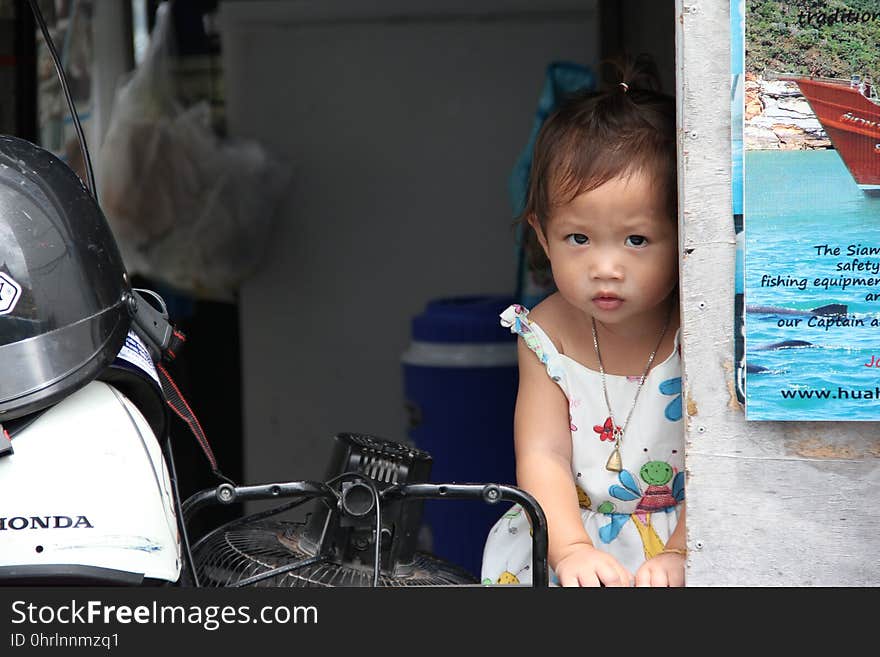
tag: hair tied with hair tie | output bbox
[619,82,629,93]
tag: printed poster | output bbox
[743,0,880,420]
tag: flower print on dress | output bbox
[497,505,524,536]
[592,417,619,442]
[575,472,592,509]
[569,398,581,431]
[482,508,534,585]
[485,562,531,585]
[500,304,566,381]
[659,377,682,422]
[501,304,545,361]
[596,461,685,560]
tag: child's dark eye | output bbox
[625,235,648,247]
[565,233,589,245]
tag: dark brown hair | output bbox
[522,54,677,271]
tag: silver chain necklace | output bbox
[591,307,672,473]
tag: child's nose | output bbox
[590,251,623,279]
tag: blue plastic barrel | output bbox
[401,295,518,577]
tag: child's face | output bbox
[531,170,678,331]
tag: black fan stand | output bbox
[182,480,549,587]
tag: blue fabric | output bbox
[598,514,631,544]
[672,471,685,503]
[659,377,683,422]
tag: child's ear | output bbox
[527,214,550,259]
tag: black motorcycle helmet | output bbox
[0,135,132,421]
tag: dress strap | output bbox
[500,304,567,386]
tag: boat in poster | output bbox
[768,72,880,191]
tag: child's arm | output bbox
[512,337,632,587]
[634,502,687,587]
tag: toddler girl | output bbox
[481,57,685,587]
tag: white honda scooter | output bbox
[0,333,182,585]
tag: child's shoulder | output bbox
[527,293,564,326]
[526,293,588,355]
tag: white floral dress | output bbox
[481,304,684,585]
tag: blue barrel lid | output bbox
[411,295,516,343]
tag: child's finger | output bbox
[557,571,580,587]
[667,567,685,587]
[559,570,595,587]
[576,572,602,587]
[651,568,669,587]
[635,567,652,587]
[596,564,625,587]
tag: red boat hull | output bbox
[787,77,880,190]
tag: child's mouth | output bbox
[592,295,623,311]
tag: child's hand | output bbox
[553,543,633,587]
[634,551,685,587]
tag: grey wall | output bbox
[598,0,675,95]
[617,0,675,94]
[219,0,601,489]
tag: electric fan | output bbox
[184,432,548,587]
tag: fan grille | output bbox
[193,520,477,587]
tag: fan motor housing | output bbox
[303,433,432,575]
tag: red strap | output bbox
[156,363,234,486]
[0,425,12,457]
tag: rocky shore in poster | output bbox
[744,72,833,150]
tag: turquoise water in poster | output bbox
[745,149,880,420]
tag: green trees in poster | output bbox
[746,0,880,76]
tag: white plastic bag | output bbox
[98,2,290,301]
